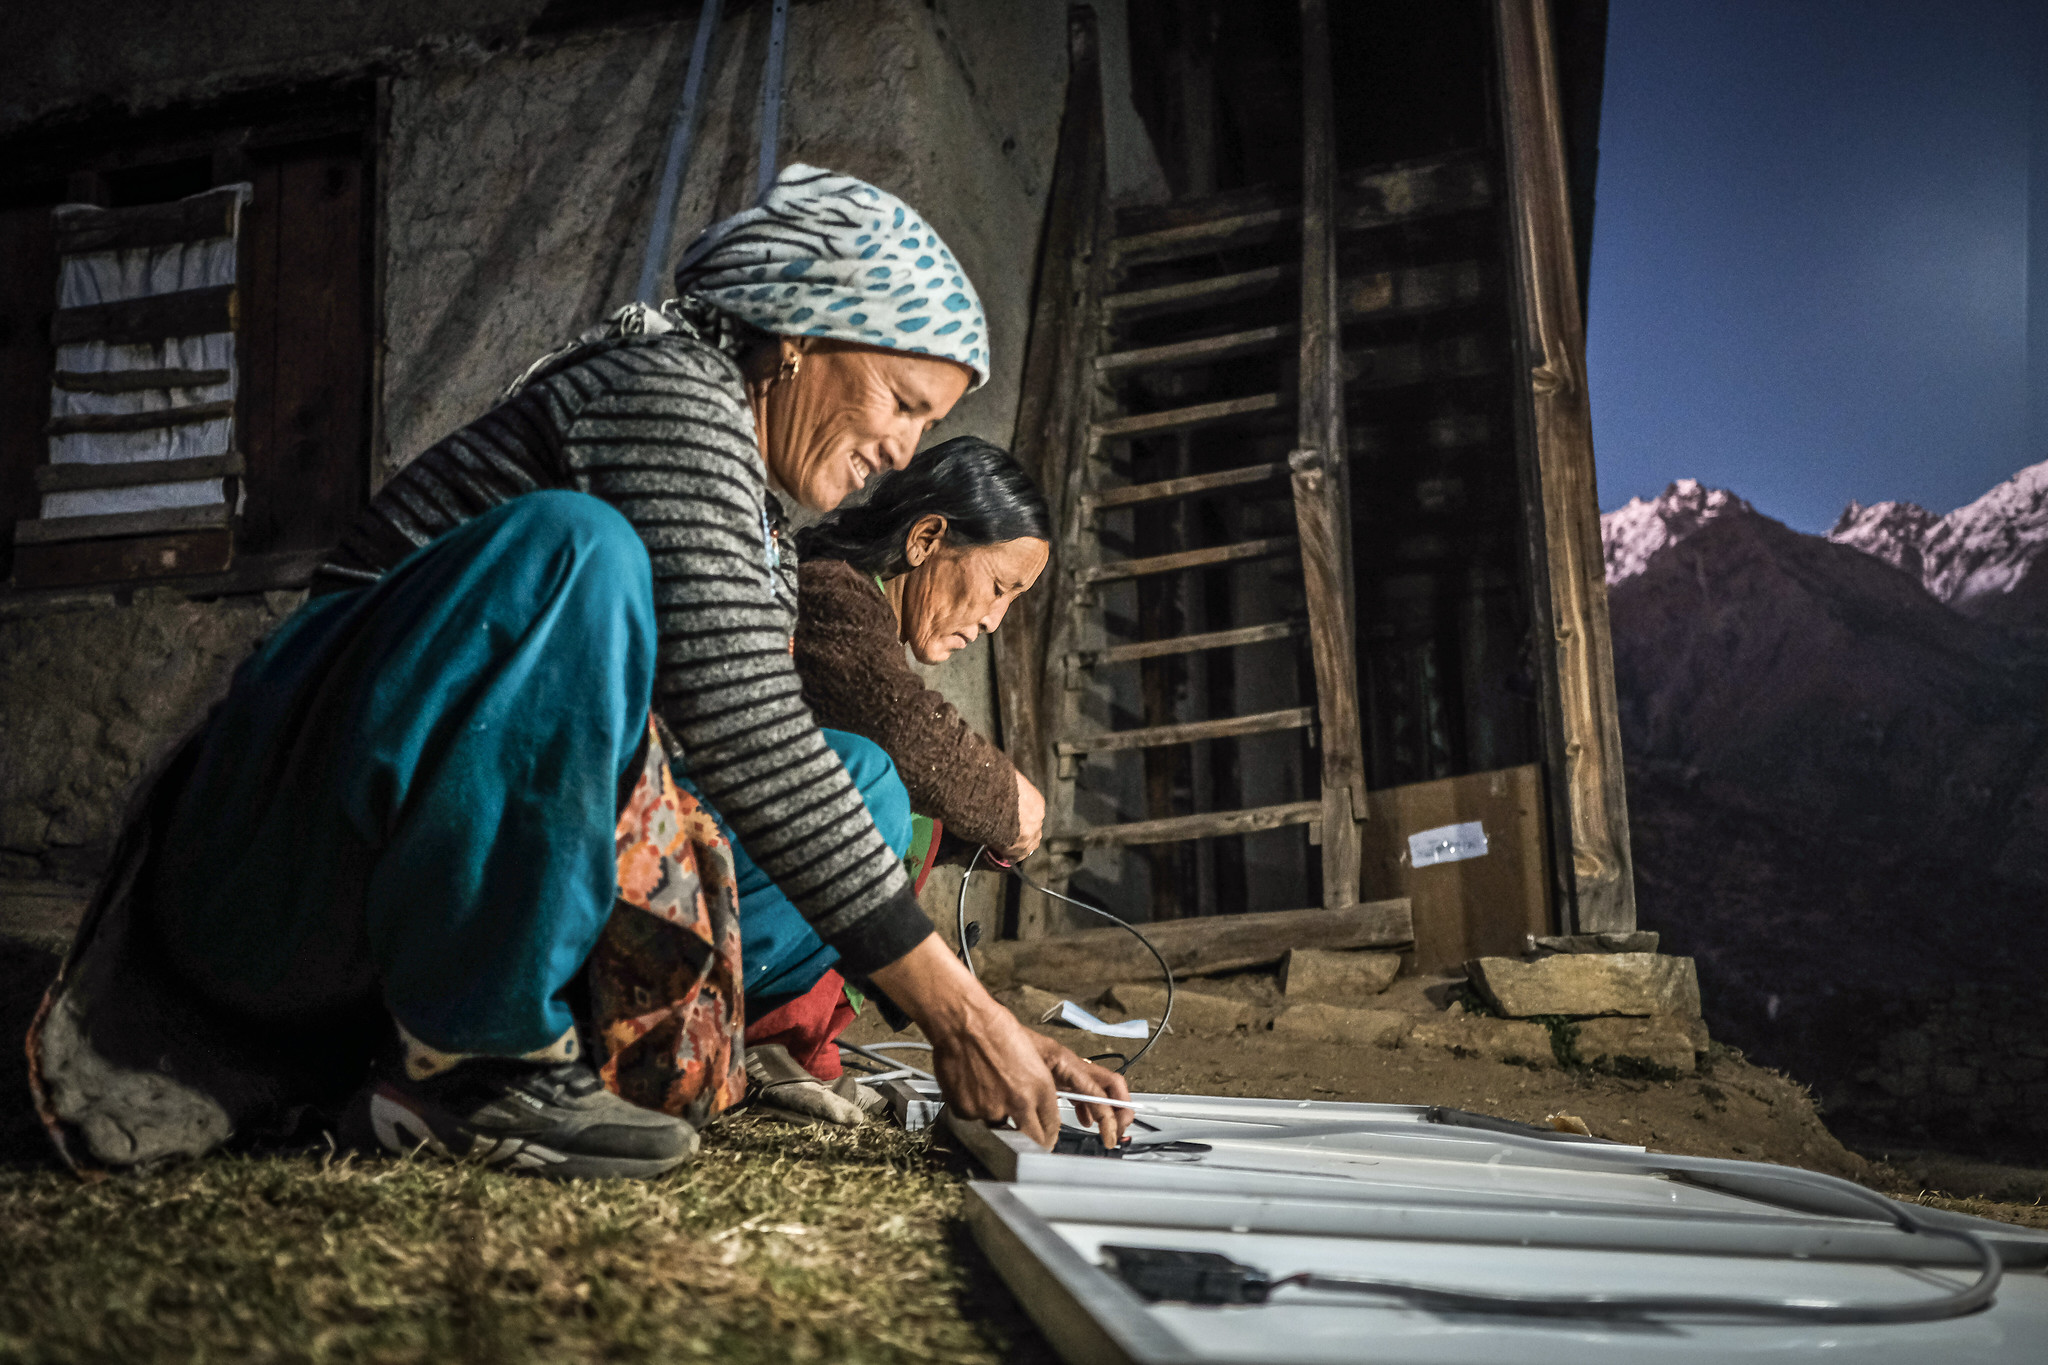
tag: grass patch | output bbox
[0,1117,1044,1365]
[1528,1015,1583,1068]
[1590,1055,1685,1084]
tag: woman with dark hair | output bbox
[796,434,1051,858]
[734,437,1054,1114]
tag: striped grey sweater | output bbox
[318,331,931,976]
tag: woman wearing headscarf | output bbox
[738,437,1052,1117]
[28,166,1128,1181]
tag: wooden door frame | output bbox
[1493,0,1636,934]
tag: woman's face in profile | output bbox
[759,342,973,512]
[897,535,1050,664]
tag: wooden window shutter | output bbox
[13,185,251,585]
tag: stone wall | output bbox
[0,590,304,888]
[1825,983,2048,1155]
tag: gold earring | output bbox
[778,350,802,383]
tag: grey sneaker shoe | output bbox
[346,1059,698,1180]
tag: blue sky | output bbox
[1587,0,2032,532]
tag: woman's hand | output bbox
[1028,1033,1133,1147]
[1008,772,1046,861]
[868,935,1064,1147]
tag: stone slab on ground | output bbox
[1269,1003,1411,1046]
[1533,931,1660,955]
[1105,982,1251,1033]
[1407,1012,1558,1067]
[1575,1015,1698,1074]
[1278,948,1400,1001]
[1468,952,1702,1018]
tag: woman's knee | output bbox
[492,491,648,584]
[820,730,913,854]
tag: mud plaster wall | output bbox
[3,2,1071,937]
[0,591,304,886]
[377,0,1067,927]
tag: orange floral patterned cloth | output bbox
[587,717,747,1126]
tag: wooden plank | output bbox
[14,502,230,546]
[1076,535,1294,585]
[1094,323,1294,373]
[237,158,281,551]
[52,368,230,393]
[1358,765,1552,974]
[973,898,1415,990]
[1294,0,1367,914]
[50,187,241,255]
[1057,705,1314,756]
[48,285,235,346]
[245,143,372,556]
[1112,182,1286,238]
[0,92,370,187]
[1344,333,1496,391]
[1339,153,1492,232]
[1350,411,1494,460]
[0,202,56,583]
[1046,800,1322,851]
[1083,461,1286,512]
[45,399,234,436]
[1093,391,1283,440]
[1495,0,1635,933]
[993,6,1108,939]
[1109,206,1297,268]
[0,546,323,609]
[33,452,243,493]
[1103,264,1294,320]
[1339,259,1491,323]
[10,528,233,590]
[1072,620,1304,669]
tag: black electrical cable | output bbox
[1106,1136,2006,1324]
[956,846,1174,1074]
[956,844,984,977]
[1266,1170,2000,1324]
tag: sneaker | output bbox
[344,1059,698,1180]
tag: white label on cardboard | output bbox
[1408,820,1489,868]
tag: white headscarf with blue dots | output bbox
[671,164,990,389]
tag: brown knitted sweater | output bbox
[793,557,1022,850]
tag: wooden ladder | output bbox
[1001,5,1514,932]
[1002,1,1632,939]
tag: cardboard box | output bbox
[1360,764,1552,972]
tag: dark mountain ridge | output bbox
[1602,472,2048,1153]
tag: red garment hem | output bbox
[745,968,856,1079]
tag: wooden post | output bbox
[995,5,1108,938]
[1292,0,1366,912]
[1493,0,1636,933]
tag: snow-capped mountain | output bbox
[1824,498,1939,579]
[1608,461,2048,632]
[1601,478,1754,586]
[1822,460,2048,626]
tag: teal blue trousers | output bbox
[681,730,911,1018]
[151,491,908,1058]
